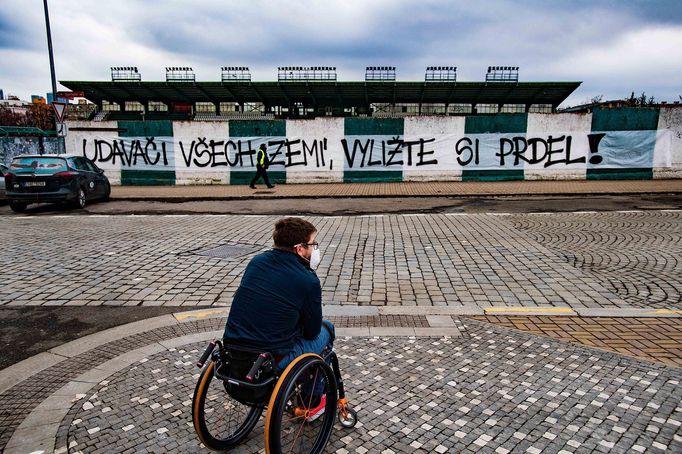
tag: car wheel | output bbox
[74,187,87,209]
[9,201,27,213]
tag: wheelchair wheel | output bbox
[265,354,338,454]
[338,407,358,429]
[193,360,263,450]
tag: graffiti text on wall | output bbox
[79,132,640,170]
[177,138,329,168]
[83,138,171,166]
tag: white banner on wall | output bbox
[67,121,674,179]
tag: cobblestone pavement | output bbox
[470,316,682,368]
[51,319,681,454]
[1,313,680,453]
[1,208,681,452]
[1,211,680,309]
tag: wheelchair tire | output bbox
[265,354,338,454]
[338,407,358,428]
[193,360,263,450]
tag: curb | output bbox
[110,190,682,203]
[5,304,677,394]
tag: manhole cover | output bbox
[197,243,263,260]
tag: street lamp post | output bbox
[43,0,62,154]
[43,0,58,102]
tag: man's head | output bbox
[273,217,317,262]
[259,144,266,151]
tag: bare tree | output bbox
[25,103,54,130]
[0,107,28,126]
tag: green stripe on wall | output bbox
[343,170,402,183]
[462,170,525,182]
[228,120,286,137]
[344,118,404,135]
[464,114,527,134]
[591,108,659,131]
[586,168,652,180]
[121,170,175,185]
[118,120,173,137]
[229,171,286,185]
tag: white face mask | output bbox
[309,248,321,269]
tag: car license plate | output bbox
[25,181,46,187]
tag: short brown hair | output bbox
[273,217,317,248]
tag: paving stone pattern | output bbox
[0,316,424,451]
[3,212,679,309]
[57,319,682,453]
[511,212,681,308]
[471,316,682,368]
[0,318,223,451]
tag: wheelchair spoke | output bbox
[193,361,263,450]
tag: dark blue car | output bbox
[5,154,111,212]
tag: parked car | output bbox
[5,154,111,212]
[0,163,8,200]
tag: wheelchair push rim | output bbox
[265,354,338,454]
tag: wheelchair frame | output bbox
[192,339,357,453]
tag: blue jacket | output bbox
[223,249,322,355]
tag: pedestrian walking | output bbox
[249,143,275,189]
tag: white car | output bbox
[0,163,8,200]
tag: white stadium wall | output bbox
[60,108,682,185]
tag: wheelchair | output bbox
[192,339,358,453]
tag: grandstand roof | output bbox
[60,80,581,108]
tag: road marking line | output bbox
[643,309,682,315]
[174,308,228,321]
[484,307,575,314]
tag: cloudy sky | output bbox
[1,0,681,107]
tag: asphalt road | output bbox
[0,306,195,370]
[1,193,680,216]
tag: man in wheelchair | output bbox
[221,217,335,421]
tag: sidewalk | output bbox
[111,179,682,200]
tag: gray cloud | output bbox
[1,0,680,106]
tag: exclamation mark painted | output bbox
[587,133,606,164]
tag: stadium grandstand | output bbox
[60,65,581,121]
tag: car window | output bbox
[10,157,68,175]
[73,157,87,171]
[83,159,98,172]
[67,158,79,170]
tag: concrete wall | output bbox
[60,108,681,184]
